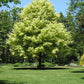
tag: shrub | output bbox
[21,63,31,67]
[69,63,78,66]
[13,63,31,67]
[80,54,84,66]
[13,63,21,67]
[43,62,54,67]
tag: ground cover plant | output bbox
[0,64,84,84]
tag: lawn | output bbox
[0,64,84,84]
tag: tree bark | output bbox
[38,52,42,69]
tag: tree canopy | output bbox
[67,0,84,57]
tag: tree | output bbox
[0,7,22,63]
[67,0,84,58]
[0,0,20,7]
[0,10,12,63]
[10,7,23,22]
[58,12,68,28]
[68,0,84,32]
[7,0,72,68]
[0,0,22,63]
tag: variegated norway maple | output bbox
[7,0,72,68]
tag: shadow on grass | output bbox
[81,77,84,79]
[72,70,84,73]
[13,67,69,70]
[0,80,25,84]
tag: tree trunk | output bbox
[38,53,42,69]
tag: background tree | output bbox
[58,12,68,28]
[66,0,84,61]
[68,0,84,32]
[0,10,11,63]
[57,12,78,65]
[0,0,22,63]
[10,7,23,22]
[0,0,20,7]
[0,7,22,63]
[7,0,72,68]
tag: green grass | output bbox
[0,64,84,84]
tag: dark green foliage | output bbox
[0,0,22,63]
[58,12,68,28]
[68,0,84,32]
[57,0,84,64]
[10,7,23,21]
[0,0,21,7]
[66,0,84,61]
[0,10,12,63]
[0,7,22,63]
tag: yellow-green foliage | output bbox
[7,0,72,59]
[80,54,84,66]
